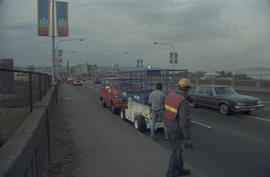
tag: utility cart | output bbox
[118,69,188,132]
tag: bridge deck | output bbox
[50,84,196,177]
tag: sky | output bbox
[1,0,270,72]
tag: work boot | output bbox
[176,169,191,176]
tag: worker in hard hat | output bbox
[164,78,193,177]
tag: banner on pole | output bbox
[37,0,50,37]
[58,49,63,58]
[56,2,69,37]
[169,52,179,64]
[174,52,178,64]
[58,49,63,63]
[169,52,173,64]
[136,59,143,68]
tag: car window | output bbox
[101,80,105,87]
[104,80,110,87]
[198,87,205,94]
[215,87,236,95]
[110,80,113,88]
[205,87,213,96]
[113,80,140,90]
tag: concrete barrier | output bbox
[0,85,58,177]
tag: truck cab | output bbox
[100,77,140,114]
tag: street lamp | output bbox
[153,41,176,70]
[56,38,84,49]
[124,52,143,69]
[124,52,141,59]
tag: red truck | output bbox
[100,77,139,114]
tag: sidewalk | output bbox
[50,84,196,177]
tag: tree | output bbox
[220,71,226,77]
[225,71,233,78]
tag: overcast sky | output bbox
[1,0,270,72]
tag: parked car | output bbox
[189,85,264,115]
[100,77,140,114]
[73,78,83,86]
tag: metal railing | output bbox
[0,68,51,112]
[0,68,51,146]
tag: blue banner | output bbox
[174,52,178,64]
[169,52,173,64]
[37,0,50,36]
[58,49,63,58]
[56,2,69,37]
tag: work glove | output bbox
[184,139,194,150]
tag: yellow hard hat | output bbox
[178,78,192,88]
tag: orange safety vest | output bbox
[164,92,185,120]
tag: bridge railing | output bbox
[0,85,58,177]
[0,68,51,147]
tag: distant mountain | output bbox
[236,67,270,74]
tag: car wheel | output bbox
[220,103,230,115]
[134,116,146,132]
[120,109,126,120]
[190,99,198,108]
[111,102,118,114]
[242,111,251,115]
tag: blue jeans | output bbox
[166,131,184,177]
[151,110,169,139]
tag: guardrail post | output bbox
[44,75,47,95]
[29,73,33,112]
[39,75,42,100]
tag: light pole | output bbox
[55,38,84,79]
[153,42,175,70]
[124,52,143,69]
[51,0,56,85]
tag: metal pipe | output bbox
[39,75,42,100]
[51,0,56,85]
[29,73,33,112]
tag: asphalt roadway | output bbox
[72,81,270,177]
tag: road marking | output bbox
[192,120,212,129]
[247,116,270,123]
[62,97,71,100]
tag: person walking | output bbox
[148,82,169,140]
[164,78,193,177]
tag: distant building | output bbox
[0,58,14,93]
[26,65,35,71]
[203,71,220,80]
[72,63,97,78]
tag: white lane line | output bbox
[192,120,212,129]
[247,116,270,123]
